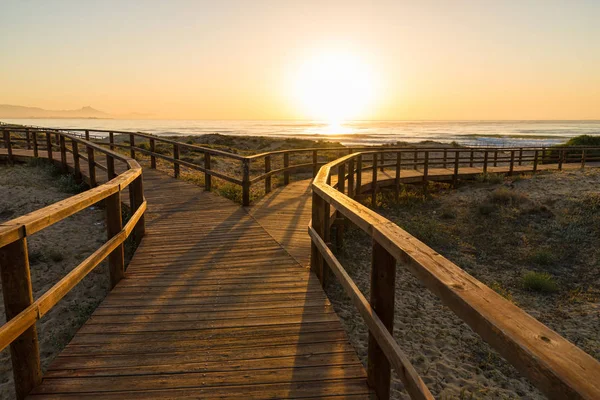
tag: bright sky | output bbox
[1,0,599,120]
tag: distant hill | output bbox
[0,104,111,119]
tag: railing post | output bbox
[443,148,447,168]
[348,158,355,198]
[372,153,378,202]
[0,238,42,399]
[395,152,401,202]
[581,149,586,169]
[541,147,546,164]
[423,151,429,186]
[533,150,539,172]
[129,133,135,159]
[46,132,53,161]
[106,154,115,180]
[283,153,290,185]
[108,131,114,151]
[25,129,31,150]
[106,191,124,288]
[356,154,362,196]
[493,150,498,167]
[509,150,515,176]
[3,129,12,163]
[32,131,38,158]
[129,174,146,245]
[204,153,211,191]
[368,240,396,400]
[265,155,272,194]
[85,130,90,141]
[310,192,326,286]
[483,151,488,174]
[413,150,418,171]
[54,132,60,146]
[87,146,96,187]
[453,150,459,187]
[518,148,523,166]
[149,138,156,169]
[469,149,474,167]
[338,162,346,195]
[242,158,251,206]
[312,150,318,177]
[558,150,564,171]
[71,140,81,182]
[173,143,180,178]
[59,135,67,170]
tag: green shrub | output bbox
[522,271,558,293]
[475,173,504,184]
[527,248,555,266]
[489,187,528,206]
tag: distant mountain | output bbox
[0,104,111,119]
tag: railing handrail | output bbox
[309,150,600,400]
[0,129,146,399]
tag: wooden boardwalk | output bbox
[2,146,598,399]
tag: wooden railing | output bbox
[0,131,146,399]
[309,150,600,400]
[3,125,600,206]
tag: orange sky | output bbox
[1,1,599,120]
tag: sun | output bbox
[291,51,377,124]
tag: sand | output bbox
[0,162,107,400]
[327,168,600,399]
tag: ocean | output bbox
[3,119,599,147]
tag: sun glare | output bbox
[291,51,377,124]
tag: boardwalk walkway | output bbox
[2,147,597,398]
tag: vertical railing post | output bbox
[469,149,474,167]
[106,154,115,180]
[443,148,447,168]
[204,153,211,191]
[541,147,547,164]
[338,162,346,195]
[108,131,114,151]
[265,155,272,194]
[3,129,12,163]
[368,240,396,400]
[46,132,53,161]
[310,192,326,285]
[423,151,429,186]
[129,133,135,159]
[581,149,586,169]
[87,146,96,187]
[242,158,251,206]
[59,135,67,170]
[372,153,378,202]
[483,151,489,174]
[533,150,539,172]
[413,150,418,171]
[493,150,498,167]
[453,150,460,187]
[54,132,60,146]
[173,143,180,178]
[558,150,564,171]
[25,129,31,150]
[32,130,38,158]
[106,191,124,288]
[355,154,362,196]
[348,158,355,199]
[395,152,401,202]
[518,148,523,166]
[129,174,146,245]
[509,150,515,176]
[71,140,81,182]
[0,238,42,400]
[85,130,90,141]
[149,138,156,169]
[312,150,318,177]
[283,152,290,185]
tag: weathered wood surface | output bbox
[0,149,371,398]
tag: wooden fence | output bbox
[3,126,599,206]
[0,131,146,399]
[309,150,600,400]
